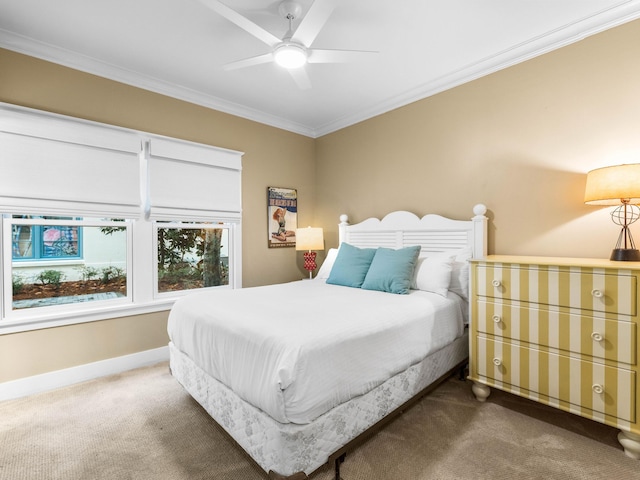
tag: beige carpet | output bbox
[1,362,639,480]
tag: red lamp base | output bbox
[303,251,317,278]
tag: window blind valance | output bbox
[0,104,142,153]
[0,103,243,220]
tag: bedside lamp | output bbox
[295,227,324,278]
[585,164,640,261]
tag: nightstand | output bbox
[469,255,640,459]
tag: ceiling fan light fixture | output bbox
[274,43,307,69]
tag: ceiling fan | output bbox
[196,0,377,89]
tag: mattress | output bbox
[167,280,466,424]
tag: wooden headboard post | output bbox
[338,204,488,258]
[471,204,488,258]
[338,214,350,246]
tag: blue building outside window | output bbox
[12,219,82,261]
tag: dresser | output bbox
[469,255,640,459]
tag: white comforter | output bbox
[167,280,465,424]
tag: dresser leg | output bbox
[618,430,640,460]
[471,382,491,402]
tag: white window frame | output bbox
[2,217,133,325]
[0,103,243,334]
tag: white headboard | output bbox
[338,204,488,258]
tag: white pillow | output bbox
[314,248,338,281]
[411,254,454,296]
[449,248,472,300]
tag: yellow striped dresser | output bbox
[469,255,640,459]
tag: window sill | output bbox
[0,299,177,335]
[12,259,85,267]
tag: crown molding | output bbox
[2,1,640,139]
[313,1,640,137]
[0,29,316,137]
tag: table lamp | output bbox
[295,227,324,278]
[584,164,640,261]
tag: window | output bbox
[6,216,129,312]
[155,223,231,295]
[0,103,242,333]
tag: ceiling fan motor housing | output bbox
[278,0,303,20]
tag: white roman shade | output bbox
[0,103,243,220]
[146,137,242,222]
[0,104,142,217]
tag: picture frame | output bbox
[267,187,297,248]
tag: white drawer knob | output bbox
[591,289,604,298]
[493,358,502,366]
[591,332,604,342]
[592,384,604,395]
[492,315,501,323]
[492,279,501,287]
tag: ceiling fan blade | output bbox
[288,68,312,90]
[223,53,274,71]
[290,0,338,47]
[307,48,378,64]
[197,0,281,47]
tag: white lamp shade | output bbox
[295,227,324,251]
[585,164,640,205]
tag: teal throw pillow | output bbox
[326,242,377,288]
[361,245,421,294]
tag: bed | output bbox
[168,204,488,479]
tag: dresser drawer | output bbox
[476,300,637,365]
[476,336,637,423]
[475,264,637,316]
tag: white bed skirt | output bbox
[169,330,468,477]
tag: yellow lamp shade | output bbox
[295,227,324,251]
[584,164,640,205]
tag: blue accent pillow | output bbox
[361,245,421,294]
[326,242,377,288]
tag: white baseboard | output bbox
[0,346,169,402]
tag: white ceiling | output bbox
[1,0,640,138]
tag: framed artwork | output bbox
[267,187,297,248]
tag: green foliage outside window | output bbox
[35,269,65,288]
[157,227,228,292]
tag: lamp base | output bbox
[303,251,317,279]
[610,248,640,261]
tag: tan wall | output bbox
[316,19,640,261]
[3,18,640,383]
[0,49,316,382]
